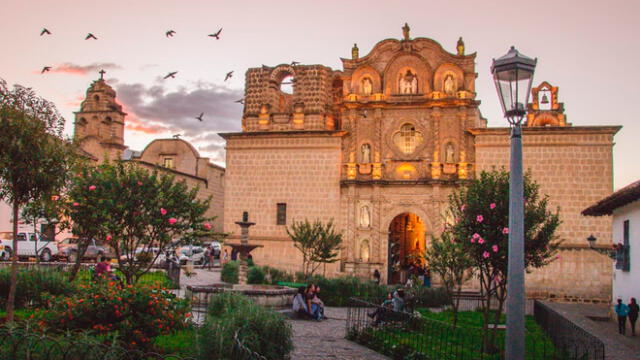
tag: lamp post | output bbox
[491,46,537,360]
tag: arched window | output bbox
[280,74,294,94]
[93,95,100,102]
[394,123,423,154]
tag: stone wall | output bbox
[472,126,620,302]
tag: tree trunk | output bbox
[6,201,20,322]
[452,280,463,327]
[68,241,89,282]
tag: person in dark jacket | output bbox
[629,297,639,336]
[615,298,630,335]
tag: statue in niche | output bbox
[361,77,373,95]
[444,74,456,95]
[361,144,371,163]
[400,70,418,94]
[360,240,370,262]
[445,143,455,163]
[360,205,371,228]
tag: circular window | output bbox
[393,123,423,154]
[280,75,294,94]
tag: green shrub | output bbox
[153,328,197,356]
[247,266,265,285]
[34,280,190,350]
[221,261,239,284]
[0,268,76,310]
[408,286,451,308]
[199,292,293,360]
[305,275,390,306]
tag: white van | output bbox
[0,231,59,262]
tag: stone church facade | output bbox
[73,78,225,231]
[222,25,619,302]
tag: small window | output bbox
[163,157,174,168]
[623,220,630,271]
[276,203,287,225]
[17,233,27,241]
[94,95,100,102]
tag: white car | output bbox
[0,232,59,262]
[179,246,205,265]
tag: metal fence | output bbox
[346,297,604,360]
[533,301,605,360]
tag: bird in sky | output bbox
[164,71,178,79]
[173,134,182,139]
[196,112,204,122]
[234,99,244,104]
[291,61,300,66]
[85,33,98,40]
[40,28,51,36]
[208,28,222,39]
[166,30,176,37]
[224,71,233,81]
[41,66,51,74]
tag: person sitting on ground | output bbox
[305,284,323,321]
[95,258,117,281]
[312,284,326,320]
[392,289,406,312]
[368,292,394,326]
[292,286,310,319]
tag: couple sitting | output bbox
[292,284,325,321]
[368,289,405,326]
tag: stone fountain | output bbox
[185,211,296,310]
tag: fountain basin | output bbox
[186,284,297,308]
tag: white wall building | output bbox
[583,180,640,305]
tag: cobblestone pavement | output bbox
[288,307,388,360]
[543,301,640,360]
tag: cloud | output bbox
[51,62,121,76]
[114,81,243,160]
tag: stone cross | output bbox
[99,69,106,80]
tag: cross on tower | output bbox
[99,69,106,80]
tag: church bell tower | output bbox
[74,71,127,162]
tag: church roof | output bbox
[582,179,640,216]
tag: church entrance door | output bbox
[387,213,426,285]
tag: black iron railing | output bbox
[346,297,605,360]
[533,300,605,360]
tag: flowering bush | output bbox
[33,280,190,350]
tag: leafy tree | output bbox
[66,161,220,284]
[0,79,75,322]
[446,170,560,352]
[425,231,474,326]
[287,219,343,279]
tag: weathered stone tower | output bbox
[73,73,127,162]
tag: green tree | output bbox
[425,231,474,326]
[0,79,74,321]
[287,219,343,279]
[66,161,219,284]
[447,170,560,352]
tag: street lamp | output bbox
[586,234,617,259]
[491,46,537,360]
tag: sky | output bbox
[1,0,639,189]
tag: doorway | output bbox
[388,213,426,284]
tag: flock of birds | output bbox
[37,27,242,122]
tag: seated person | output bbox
[292,286,310,318]
[306,284,323,321]
[392,289,405,312]
[312,284,326,320]
[94,258,117,281]
[368,292,394,325]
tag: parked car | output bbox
[210,241,221,258]
[58,237,113,262]
[178,246,205,265]
[0,231,59,262]
[119,247,165,265]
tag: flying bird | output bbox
[166,30,176,37]
[40,28,51,36]
[208,28,222,39]
[85,33,98,40]
[196,112,204,122]
[173,134,182,139]
[224,71,233,81]
[291,61,300,66]
[164,71,178,79]
[234,99,244,104]
[41,66,51,74]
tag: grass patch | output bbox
[153,328,198,356]
[75,268,176,288]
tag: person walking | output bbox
[629,297,639,336]
[615,298,630,335]
[222,249,229,265]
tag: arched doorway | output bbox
[388,213,426,284]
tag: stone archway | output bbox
[387,212,427,284]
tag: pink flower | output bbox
[51,195,60,201]
[476,215,484,223]
[472,233,480,239]
[88,185,96,191]
[204,223,212,230]
[137,181,143,186]
[490,203,496,209]
[502,227,509,235]
[106,235,112,242]
[73,202,79,207]
[483,251,490,259]
[478,237,485,244]
[470,238,476,243]
[168,218,177,225]
[492,245,499,252]
[160,208,167,216]
[460,205,466,212]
